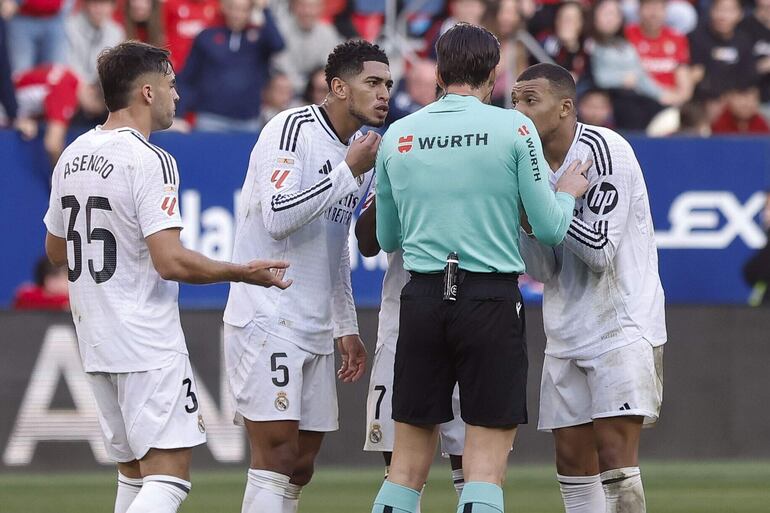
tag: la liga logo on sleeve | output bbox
[161,195,177,216]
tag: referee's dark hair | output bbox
[436,23,500,89]
[517,63,577,101]
[97,41,172,112]
[325,40,389,88]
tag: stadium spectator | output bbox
[537,1,590,86]
[620,0,699,35]
[302,66,329,104]
[675,99,712,135]
[176,0,284,132]
[740,0,770,116]
[14,64,79,165]
[486,0,530,107]
[385,58,437,124]
[66,0,125,123]
[625,0,693,106]
[710,81,770,133]
[577,87,615,126]
[423,0,488,59]
[163,0,222,71]
[274,0,344,95]
[5,0,68,73]
[588,0,675,130]
[689,0,756,101]
[1,13,37,137]
[259,72,296,125]
[743,192,770,306]
[123,0,166,47]
[12,256,69,310]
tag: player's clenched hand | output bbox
[556,159,592,199]
[345,131,381,177]
[336,335,367,383]
[240,260,293,289]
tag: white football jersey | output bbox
[224,105,374,355]
[43,126,187,373]
[519,123,667,359]
[359,184,410,352]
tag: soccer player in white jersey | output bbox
[356,187,466,508]
[512,63,666,513]
[42,42,291,513]
[223,40,392,513]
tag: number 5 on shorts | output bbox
[182,378,199,413]
[271,353,289,387]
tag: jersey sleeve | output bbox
[254,116,360,240]
[331,233,359,338]
[563,133,633,273]
[43,164,65,238]
[514,115,575,246]
[518,228,558,283]
[133,149,184,238]
[375,141,402,252]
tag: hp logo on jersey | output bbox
[587,183,618,215]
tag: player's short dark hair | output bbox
[97,41,172,112]
[324,40,389,88]
[436,23,500,89]
[517,63,577,101]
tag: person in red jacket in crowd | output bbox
[625,0,692,106]
[163,0,222,71]
[14,64,80,165]
[13,256,69,310]
[711,81,770,134]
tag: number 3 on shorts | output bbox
[182,378,199,413]
[271,352,289,387]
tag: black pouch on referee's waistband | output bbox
[443,252,461,302]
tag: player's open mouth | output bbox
[375,105,389,114]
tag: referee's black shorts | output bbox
[392,271,528,428]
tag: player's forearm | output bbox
[563,219,615,273]
[355,202,380,257]
[519,229,557,282]
[263,162,359,240]
[155,246,244,284]
[45,232,68,267]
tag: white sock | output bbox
[557,473,605,513]
[242,469,291,513]
[281,482,302,513]
[451,468,465,497]
[115,472,143,513]
[601,467,646,513]
[125,475,190,513]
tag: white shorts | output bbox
[538,340,664,431]
[87,353,207,462]
[223,322,338,432]
[364,342,465,455]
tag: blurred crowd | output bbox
[0,0,768,165]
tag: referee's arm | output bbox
[375,148,401,253]
[515,118,575,246]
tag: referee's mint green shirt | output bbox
[376,94,575,274]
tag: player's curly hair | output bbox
[324,40,389,88]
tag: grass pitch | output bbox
[2,461,769,512]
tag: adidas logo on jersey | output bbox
[318,160,332,175]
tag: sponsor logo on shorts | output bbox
[516,302,522,318]
[197,414,206,433]
[619,402,631,411]
[369,423,383,444]
[275,392,290,411]
[601,329,621,340]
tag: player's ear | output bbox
[141,83,153,105]
[330,77,347,100]
[561,98,575,119]
[435,68,445,90]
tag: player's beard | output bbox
[349,96,386,128]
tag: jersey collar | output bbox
[311,105,347,146]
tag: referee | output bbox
[370,23,590,513]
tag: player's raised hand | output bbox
[345,131,381,177]
[240,260,293,289]
[556,159,592,199]
[336,335,367,383]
